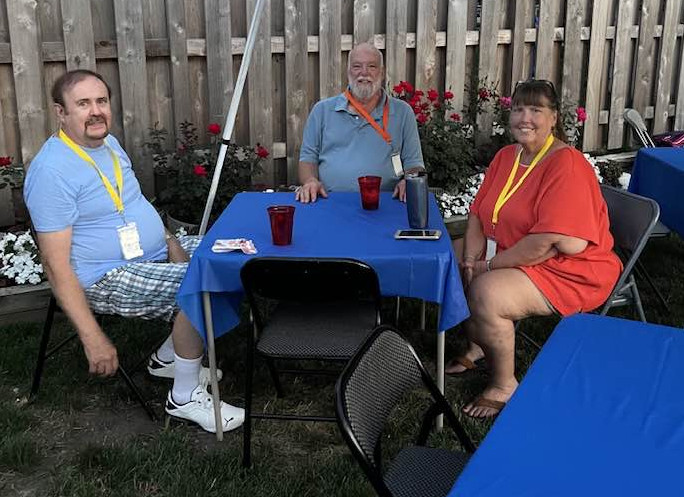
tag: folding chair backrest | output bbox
[336,326,423,471]
[601,185,659,291]
[624,108,656,148]
[240,257,380,304]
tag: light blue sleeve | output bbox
[24,160,78,232]
[299,101,324,165]
[397,100,425,170]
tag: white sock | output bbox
[171,354,201,404]
[155,334,176,363]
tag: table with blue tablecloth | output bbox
[449,314,684,496]
[177,191,470,437]
[629,147,684,236]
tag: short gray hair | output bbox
[347,42,384,71]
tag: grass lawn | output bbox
[1,235,683,496]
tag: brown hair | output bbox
[511,80,567,143]
[51,69,112,107]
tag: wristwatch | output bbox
[165,233,174,241]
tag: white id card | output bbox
[117,222,144,260]
[391,153,403,177]
[485,238,497,261]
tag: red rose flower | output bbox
[576,106,587,123]
[450,113,461,122]
[393,83,404,95]
[402,81,414,94]
[0,156,12,167]
[414,90,424,97]
[416,113,428,124]
[433,101,441,110]
[427,89,439,101]
[256,145,270,158]
[478,88,490,100]
[207,123,221,135]
[193,164,207,177]
[443,91,454,100]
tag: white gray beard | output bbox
[350,79,382,101]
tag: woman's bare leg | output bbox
[462,268,552,417]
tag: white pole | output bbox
[199,0,268,236]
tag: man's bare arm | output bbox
[37,229,118,376]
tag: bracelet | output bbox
[165,233,174,241]
[464,255,476,262]
[486,259,492,272]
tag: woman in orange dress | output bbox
[447,80,621,418]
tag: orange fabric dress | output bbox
[470,144,622,315]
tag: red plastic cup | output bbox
[358,175,382,210]
[267,205,295,245]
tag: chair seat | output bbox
[257,302,377,359]
[651,220,670,237]
[384,446,470,497]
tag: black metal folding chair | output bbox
[240,257,382,467]
[30,295,161,421]
[335,325,475,497]
[598,185,660,321]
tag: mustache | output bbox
[86,117,106,126]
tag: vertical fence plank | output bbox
[61,0,96,71]
[535,0,554,81]
[607,0,635,149]
[285,0,308,184]
[0,57,11,226]
[445,0,467,111]
[676,35,684,129]
[167,0,191,128]
[511,0,533,92]
[7,0,47,164]
[247,0,274,184]
[415,0,437,90]
[633,0,660,121]
[653,0,682,133]
[113,0,152,195]
[582,0,610,151]
[386,0,407,87]
[477,0,501,137]
[353,0,374,44]
[561,0,583,107]
[319,0,342,99]
[204,0,233,127]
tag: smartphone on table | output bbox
[394,229,442,240]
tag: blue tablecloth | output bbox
[449,314,684,496]
[629,147,684,236]
[177,191,469,341]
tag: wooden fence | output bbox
[1,0,684,227]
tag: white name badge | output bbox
[117,222,144,260]
[391,153,403,177]
[485,238,497,261]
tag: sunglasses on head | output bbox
[514,79,557,93]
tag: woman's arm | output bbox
[490,232,588,270]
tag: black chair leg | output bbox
[634,259,670,312]
[243,333,255,468]
[265,358,284,398]
[117,366,158,421]
[30,296,58,398]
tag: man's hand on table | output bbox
[296,178,328,203]
[392,179,407,202]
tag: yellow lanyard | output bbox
[492,134,554,226]
[58,129,125,215]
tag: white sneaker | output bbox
[165,385,245,433]
[147,352,224,382]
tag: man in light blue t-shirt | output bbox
[296,43,425,203]
[24,70,243,434]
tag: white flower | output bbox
[437,173,484,218]
[492,122,505,136]
[618,172,631,190]
[0,231,44,286]
[235,147,247,162]
[175,226,188,238]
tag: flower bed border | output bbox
[0,281,51,326]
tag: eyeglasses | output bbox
[514,79,557,93]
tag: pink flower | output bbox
[450,113,461,122]
[193,164,207,177]
[499,96,512,109]
[443,91,454,100]
[416,113,428,124]
[427,89,439,102]
[0,156,12,167]
[207,123,221,135]
[576,106,587,123]
[256,145,269,158]
[478,88,490,100]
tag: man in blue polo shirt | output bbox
[24,70,243,434]
[296,42,425,203]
